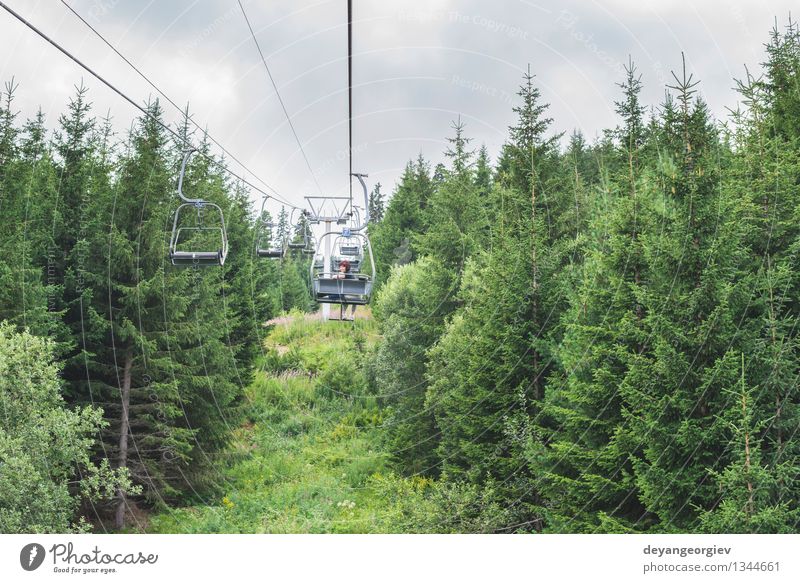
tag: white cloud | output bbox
[0,0,796,212]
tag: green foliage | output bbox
[368,472,516,533]
[0,83,293,529]
[5,18,800,536]
[275,255,314,313]
[0,323,134,533]
[422,69,574,532]
[370,22,800,534]
[415,119,491,272]
[368,181,385,223]
[370,156,434,283]
[372,257,457,475]
[698,356,800,533]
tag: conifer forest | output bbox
[1,2,800,535]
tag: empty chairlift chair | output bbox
[286,209,315,254]
[169,148,229,267]
[255,197,285,259]
[332,235,363,273]
[256,234,284,258]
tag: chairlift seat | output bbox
[257,249,284,259]
[315,295,370,305]
[333,258,361,272]
[169,220,228,267]
[170,250,225,267]
[313,275,372,302]
[169,150,229,268]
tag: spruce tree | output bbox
[530,60,653,532]
[621,60,751,530]
[371,156,433,279]
[426,69,566,529]
[417,118,490,273]
[0,81,54,336]
[698,355,800,532]
[368,181,385,223]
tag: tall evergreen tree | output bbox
[416,118,489,273]
[425,69,567,531]
[0,81,55,336]
[714,21,800,531]
[698,355,800,532]
[368,181,385,223]
[371,156,433,280]
[529,60,654,532]
[619,60,751,530]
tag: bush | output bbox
[0,323,134,533]
[315,354,368,399]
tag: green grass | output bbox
[147,313,417,533]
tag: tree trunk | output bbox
[531,149,541,401]
[766,255,782,453]
[114,351,133,530]
[743,388,754,516]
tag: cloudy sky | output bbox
[0,0,794,210]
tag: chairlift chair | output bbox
[255,197,285,259]
[286,209,315,253]
[311,230,374,306]
[331,233,363,272]
[169,148,229,267]
[309,174,376,307]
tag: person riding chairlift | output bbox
[334,259,357,321]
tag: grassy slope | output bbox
[147,313,426,533]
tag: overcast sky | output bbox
[0,0,795,211]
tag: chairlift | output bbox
[287,209,315,254]
[311,231,374,306]
[169,148,229,267]
[331,230,364,273]
[255,197,285,259]
[310,174,375,307]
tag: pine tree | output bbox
[426,69,567,530]
[371,156,433,280]
[48,83,107,400]
[73,99,189,526]
[620,59,751,530]
[698,355,800,532]
[417,118,489,272]
[615,57,647,158]
[368,181,385,223]
[530,63,654,532]
[723,20,800,531]
[0,81,54,336]
[277,206,290,248]
[474,145,492,199]
[763,18,800,142]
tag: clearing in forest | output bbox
[147,310,408,533]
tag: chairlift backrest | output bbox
[254,197,286,260]
[169,149,229,267]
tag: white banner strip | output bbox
[1,534,798,582]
